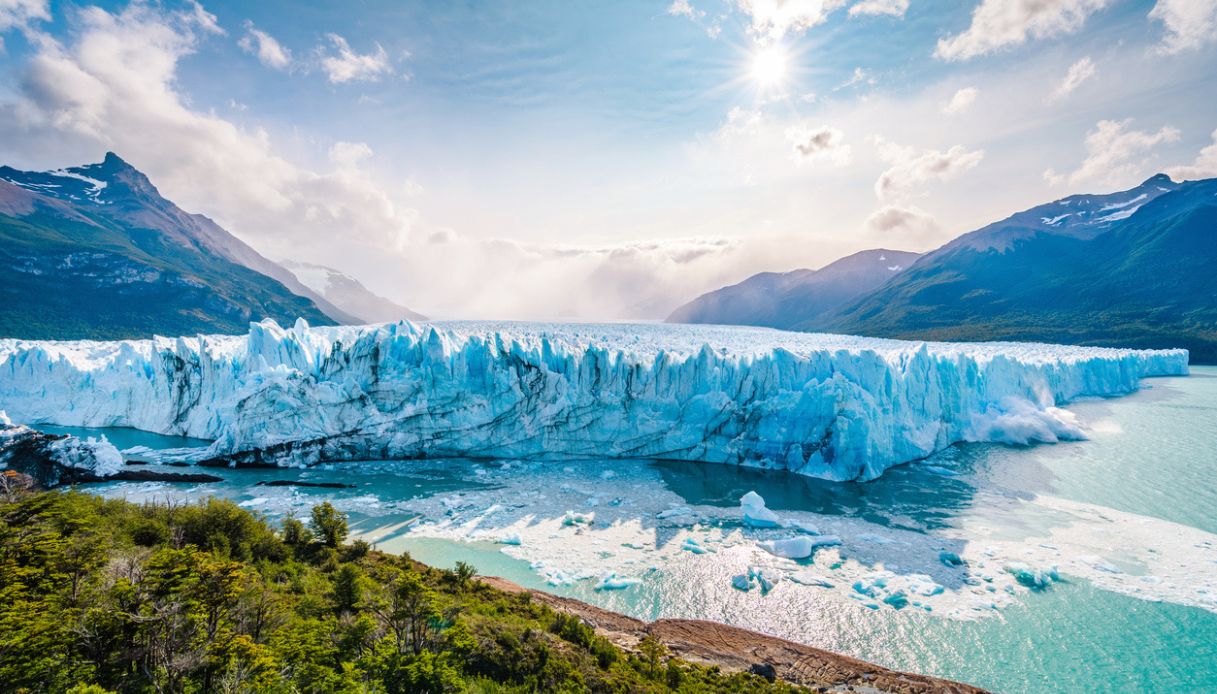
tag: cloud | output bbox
[1044,118,1180,187]
[735,0,848,40]
[849,0,909,18]
[238,21,291,69]
[1165,128,1217,181]
[0,0,48,47]
[872,137,984,200]
[865,204,939,239]
[667,0,703,19]
[1051,56,1095,100]
[1149,0,1217,54]
[318,33,392,84]
[836,66,876,90]
[786,125,852,166]
[935,0,1109,61]
[941,86,978,115]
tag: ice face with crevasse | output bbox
[0,318,1188,481]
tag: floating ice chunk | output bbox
[939,551,965,567]
[740,491,781,528]
[498,533,522,546]
[600,470,617,480]
[595,573,639,591]
[562,512,592,527]
[731,574,753,591]
[657,506,694,520]
[789,521,820,535]
[882,591,910,610]
[788,572,833,588]
[1005,562,1059,590]
[681,537,711,554]
[759,535,843,559]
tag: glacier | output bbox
[0,319,1189,481]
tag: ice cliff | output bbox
[0,320,1189,481]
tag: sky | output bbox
[1,0,1215,320]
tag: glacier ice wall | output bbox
[0,320,1189,481]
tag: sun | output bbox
[750,46,788,87]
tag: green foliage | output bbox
[0,488,807,693]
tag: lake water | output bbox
[72,366,1217,693]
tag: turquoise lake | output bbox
[71,366,1217,693]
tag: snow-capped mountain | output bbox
[666,249,920,329]
[671,175,1217,361]
[831,174,1217,360]
[0,153,358,339]
[280,260,426,324]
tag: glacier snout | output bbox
[0,320,1189,481]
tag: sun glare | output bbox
[750,46,788,87]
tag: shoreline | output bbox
[479,575,988,693]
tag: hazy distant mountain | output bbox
[0,152,353,339]
[830,174,1217,361]
[666,249,920,329]
[281,260,427,324]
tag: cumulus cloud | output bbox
[0,0,48,47]
[735,0,848,40]
[1149,0,1217,54]
[872,136,984,201]
[1165,128,1217,181]
[849,0,909,17]
[786,125,852,166]
[1044,119,1180,187]
[935,0,1109,61]
[1051,56,1095,100]
[238,21,291,69]
[318,33,392,84]
[941,86,978,115]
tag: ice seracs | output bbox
[0,319,1189,482]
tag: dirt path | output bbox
[479,575,988,693]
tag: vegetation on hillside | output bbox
[0,472,803,693]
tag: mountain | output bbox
[281,260,427,323]
[0,152,356,340]
[830,175,1217,360]
[666,249,920,329]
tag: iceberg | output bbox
[0,319,1188,481]
[741,491,782,527]
[759,535,843,560]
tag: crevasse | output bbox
[0,319,1189,481]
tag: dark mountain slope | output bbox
[666,249,920,329]
[829,176,1217,360]
[0,154,346,339]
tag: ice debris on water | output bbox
[595,573,640,591]
[939,551,965,567]
[741,491,781,528]
[731,566,776,593]
[681,537,711,554]
[1005,562,1060,590]
[759,535,843,560]
[498,533,522,546]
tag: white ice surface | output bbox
[0,319,1188,481]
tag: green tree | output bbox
[309,502,348,548]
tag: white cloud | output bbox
[1045,119,1180,187]
[836,66,876,90]
[849,0,908,18]
[786,125,852,166]
[238,21,291,69]
[872,136,984,200]
[0,0,48,39]
[935,0,1109,61]
[1166,128,1217,181]
[667,0,703,19]
[1051,56,1095,100]
[735,0,848,40]
[318,33,392,84]
[941,86,978,115]
[1149,0,1217,54]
